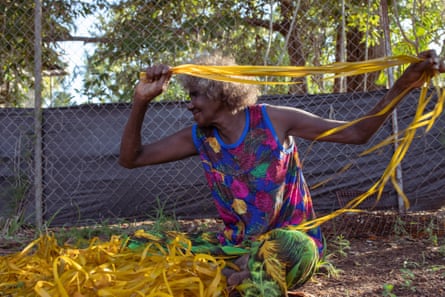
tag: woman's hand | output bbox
[134,64,172,102]
[397,49,444,89]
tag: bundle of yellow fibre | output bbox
[0,232,228,297]
[140,55,421,84]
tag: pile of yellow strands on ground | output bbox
[0,231,229,297]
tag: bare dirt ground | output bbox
[303,236,445,297]
[299,210,445,297]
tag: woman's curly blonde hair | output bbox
[178,53,259,112]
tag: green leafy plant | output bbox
[393,217,409,238]
[145,197,181,234]
[330,234,351,258]
[0,139,32,238]
[425,219,439,246]
[52,219,134,248]
[315,236,344,279]
[439,244,445,257]
[382,283,397,297]
[238,261,282,297]
[400,261,418,292]
[315,255,343,279]
[400,268,416,291]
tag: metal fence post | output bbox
[380,0,405,213]
[34,0,43,228]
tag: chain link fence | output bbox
[1,0,444,228]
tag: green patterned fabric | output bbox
[131,228,319,296]
[188,229,319,296]
[242,228,319,296]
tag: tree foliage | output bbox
[83,0,445,102]
[0,0,107,107]
[1,0,444,106]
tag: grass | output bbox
[0,193,185,252]
[314,235,349,279]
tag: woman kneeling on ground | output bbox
[119,50,444,296]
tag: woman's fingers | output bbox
[144,64,171,83]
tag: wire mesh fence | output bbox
[1,0,444,228]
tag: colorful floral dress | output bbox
[192,104,323,254]
[193,105,323,296]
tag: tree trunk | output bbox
[345,27,384,92]
[277,0,307,95]
[287,31,308,95]
[334,23,345,94]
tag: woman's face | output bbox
[186,88,223,127]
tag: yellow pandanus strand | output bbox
[139,55,421,84]
[291,75,444,232]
